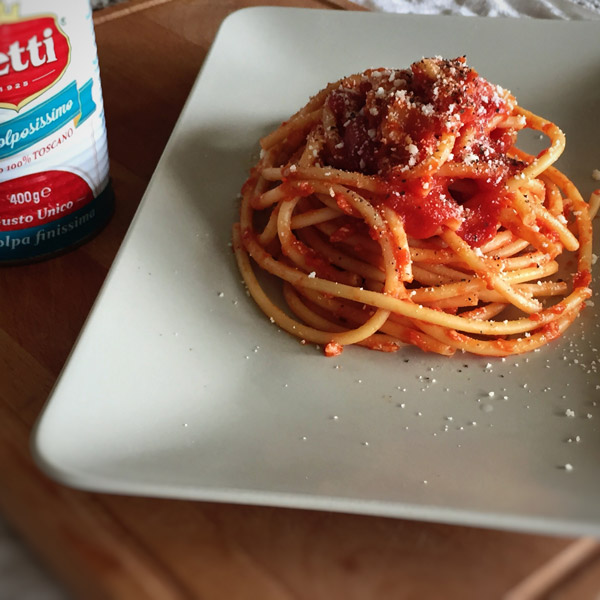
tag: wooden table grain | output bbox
[1,1,599,598]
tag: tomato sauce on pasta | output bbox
[233,57,594,357]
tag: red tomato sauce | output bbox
[381,177,510,246]
[384,177,462,240]
[321,57,523,247]
[573,269,592,288]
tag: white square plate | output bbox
[33,8,600,537]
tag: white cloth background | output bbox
[352,0,600,19]
[2,1,598,599]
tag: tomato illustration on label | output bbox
[0,9,70,111]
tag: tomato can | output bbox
[0,0,113,263]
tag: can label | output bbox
[0,1,112,262]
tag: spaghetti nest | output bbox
[233,57,595,357]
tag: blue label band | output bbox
[76,79,97,126]
[0,79,97,160]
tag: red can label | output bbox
[0,171,93,229]
[0,14,70,110]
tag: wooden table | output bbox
[1,0,599,597]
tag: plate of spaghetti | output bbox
[234,56,596,358]
[34,8,600,537]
